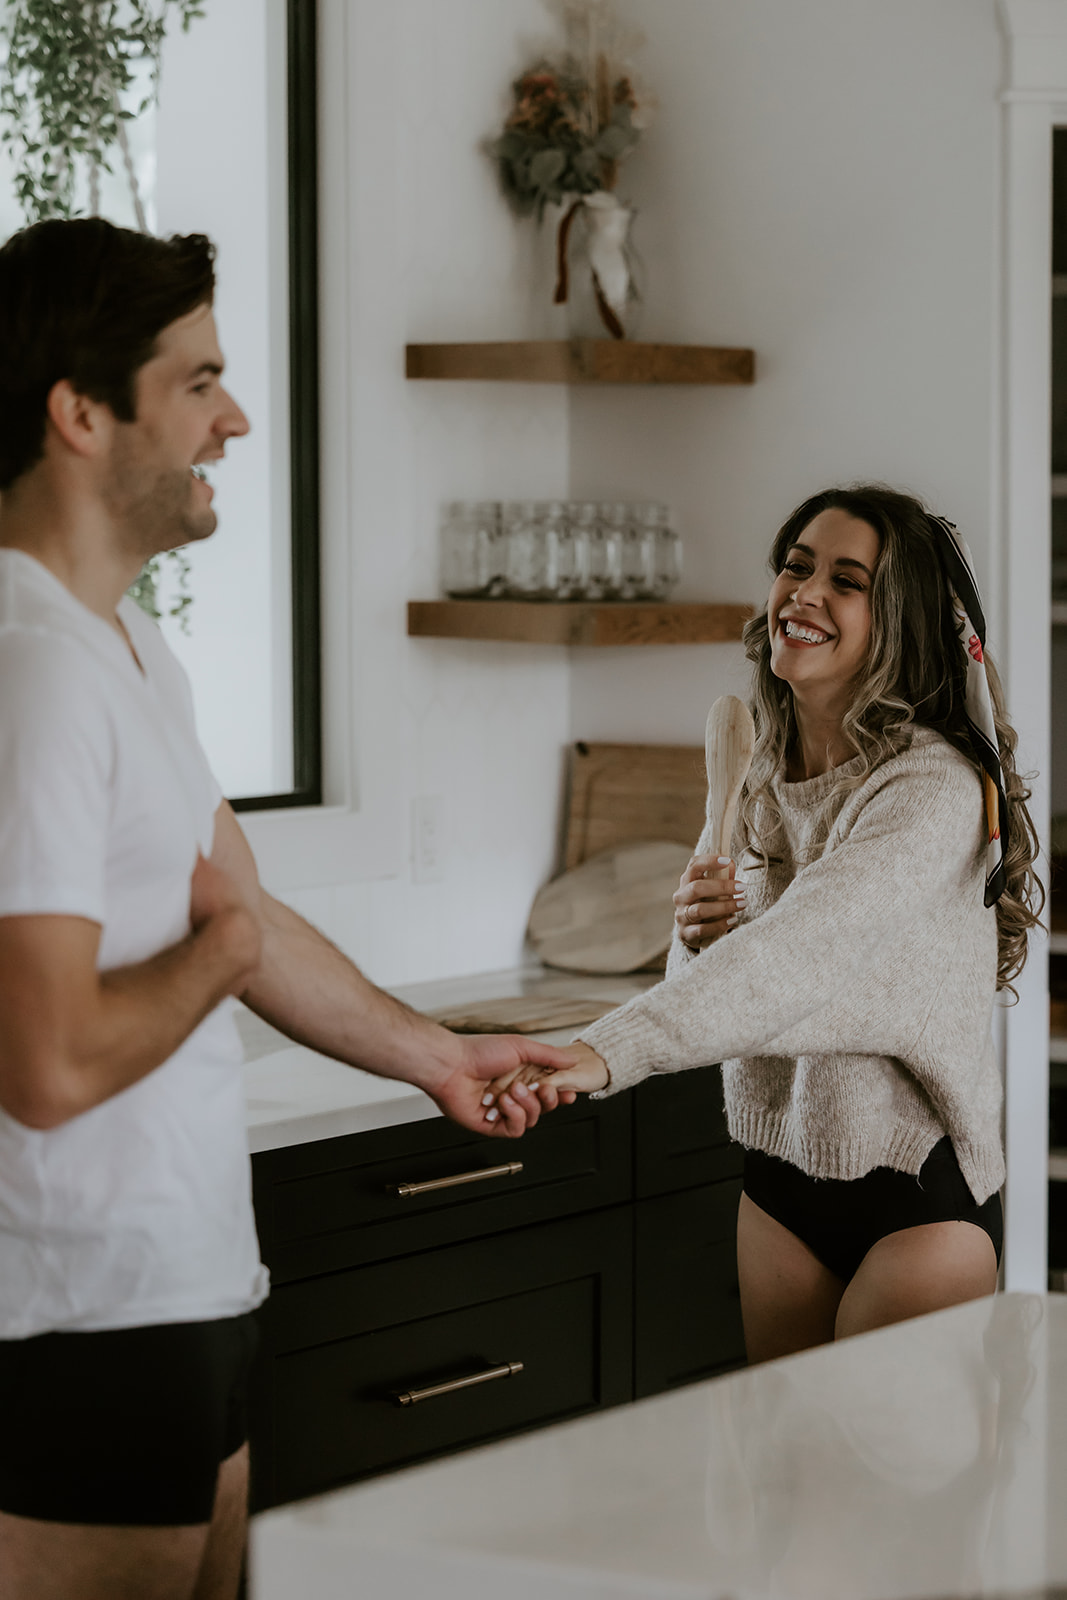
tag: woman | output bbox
[490,485,1042,1362]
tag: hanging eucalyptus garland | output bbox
[0,0,207,630]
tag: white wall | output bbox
[248,0,1007,995]
[569,0,1002,745]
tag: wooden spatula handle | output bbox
[704,695,756,882]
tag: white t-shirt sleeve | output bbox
[0,629,113,923]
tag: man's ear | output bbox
[44,380,114,460]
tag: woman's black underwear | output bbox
[742,1136,1003,1284]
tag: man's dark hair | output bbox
[0,217,216,490]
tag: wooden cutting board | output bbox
[561,742,706,870]
[527,839,692,974]
[431,995,619,1034]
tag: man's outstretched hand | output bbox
[425,1033,578,1138]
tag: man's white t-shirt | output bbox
[0,549,269,1338]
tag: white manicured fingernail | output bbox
[717,856,731,865]
[727,915,738,927]
[481,1093,494,1106]
[485,1108,499,1122]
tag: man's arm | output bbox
[212,803,571,1137]
[0,865,259,1129]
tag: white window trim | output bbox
[241,0,397,891]
[997,0,1061,1290]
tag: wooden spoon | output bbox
[704,694,756,869]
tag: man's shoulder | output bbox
[0,617,115,738]
[0,551,113,676]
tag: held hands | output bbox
[482,1039,610,1116]
[427,1033,584,1139]
[477,859,742,1120]
[672,855,744,952]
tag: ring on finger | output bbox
[686,902,700,925]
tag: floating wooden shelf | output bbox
[407,599,753,647]
[405,340,755,386]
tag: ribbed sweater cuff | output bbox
[580,1004,704,1098]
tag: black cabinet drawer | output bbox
[250,1207,632,1509]
[633,1069,742,1197]
[252,1094,632,1282]
[633,1178,745,1397]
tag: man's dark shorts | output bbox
[0,1312,258,1526]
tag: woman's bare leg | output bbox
[737,1192,846,1364]
[835,1220,997,1340]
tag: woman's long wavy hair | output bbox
[738,484,1043,994]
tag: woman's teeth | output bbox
[191,465,210,483]
[784,620,829,644]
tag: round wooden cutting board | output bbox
[527,840,692,974]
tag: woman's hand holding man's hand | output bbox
[482,1040,610,1113]
[673,854,744,951]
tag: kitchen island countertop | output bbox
[250,1290,1066,1600]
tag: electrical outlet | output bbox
[412,794,445,884]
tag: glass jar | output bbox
[440,501,502,598]
[620,505,648,600]
[598,503,630,599]
[502,500,557,598]
[648,503,682,600]
[566,502,600,599]
[542,500,580,599]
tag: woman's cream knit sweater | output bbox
[579,727,1004,1205]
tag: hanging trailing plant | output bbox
[126,546,193,633]
[0,1,206,225]
[0,0,207,629]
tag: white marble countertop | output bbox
[240,966,654,1153]
[250,1291,1067,1600]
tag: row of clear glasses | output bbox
[440,501,682,601]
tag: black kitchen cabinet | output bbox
[633,1179,744,1397]
[249,1070,745,1511]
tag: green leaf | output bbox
[528,147,566,189]
[595,122,637,161]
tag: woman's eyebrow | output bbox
[789,542,873,579]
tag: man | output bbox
[0,218,569,1600]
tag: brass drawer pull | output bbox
[394,1360,524,1406]
[389,1161,523,1198]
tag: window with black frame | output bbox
[0,0,321,810]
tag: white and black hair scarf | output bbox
[927,515,1007,908]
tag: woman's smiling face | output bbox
[768,508,881,699]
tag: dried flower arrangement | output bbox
[490,0,653,338]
